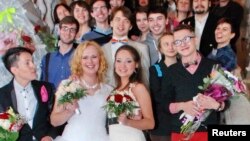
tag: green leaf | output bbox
[58,89,87,105]
[0,126,19,141]
[198,86,203,90]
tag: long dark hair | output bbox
[114,45,142,90]
[53,3,71,24]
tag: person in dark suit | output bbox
[0,47,56,141]
[181,0,219,57]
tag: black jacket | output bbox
[0,80,58,141]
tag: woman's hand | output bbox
[40,136,52,141]
[63,100,79,115]
[118,113,129,125]
[181,100,200,116]
[196,94,220,110]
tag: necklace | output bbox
[81,79,98,89]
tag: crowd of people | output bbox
[0,0,249,141]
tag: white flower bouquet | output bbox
[55,79,87,115]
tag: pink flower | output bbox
[203,84,232,102]
[234,80,247,93]
[40,85,48,102]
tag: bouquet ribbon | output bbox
[0,7,16,24]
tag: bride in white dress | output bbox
[108,46,154,141]
[50,41,112,141]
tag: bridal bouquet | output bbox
[0,107,26,141]
[56,79,87,115]
[104,90,138,122]
[179,65,248,139]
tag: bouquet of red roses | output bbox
[0,107,26,141]
[104,90,138,121]
[179,65,248,140]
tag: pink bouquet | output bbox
[179,65,248,140]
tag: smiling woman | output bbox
[108,45,154,141]
[51,41,112,141]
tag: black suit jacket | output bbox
[181,13,219,57]
[0,80,57,141]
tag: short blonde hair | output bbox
[70,41,107,82]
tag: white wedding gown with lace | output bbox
[109,83,146,141]
[54,83,112,141]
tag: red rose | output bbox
[0,113,10,119]
[34,25,41,33]
[21,35,32,43]
[114,94,123,103]
[124,95,133,101]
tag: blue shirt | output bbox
[207,45,237,71]
[40,47,75,88]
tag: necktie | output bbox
[183,60,198,68]
[111,38,128,44]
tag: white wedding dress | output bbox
[54,83,112,141]
[109,83,146,141]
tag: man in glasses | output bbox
[161,24,224,141]
[40,16,79,89]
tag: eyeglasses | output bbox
[173,36,195,46]
[92,6,107,12]
[61,26,77,33]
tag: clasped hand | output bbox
[182,93,220,116]
[63,100,79,114]
[118,111,142,125]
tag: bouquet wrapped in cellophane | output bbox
[55,79,87,115]
[0,0,48,87]
[0,107,26,141]
[179,65,248,140]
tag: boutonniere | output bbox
[40,85,48,102]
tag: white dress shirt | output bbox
[195,13,209,50]
[14,79,37,128]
